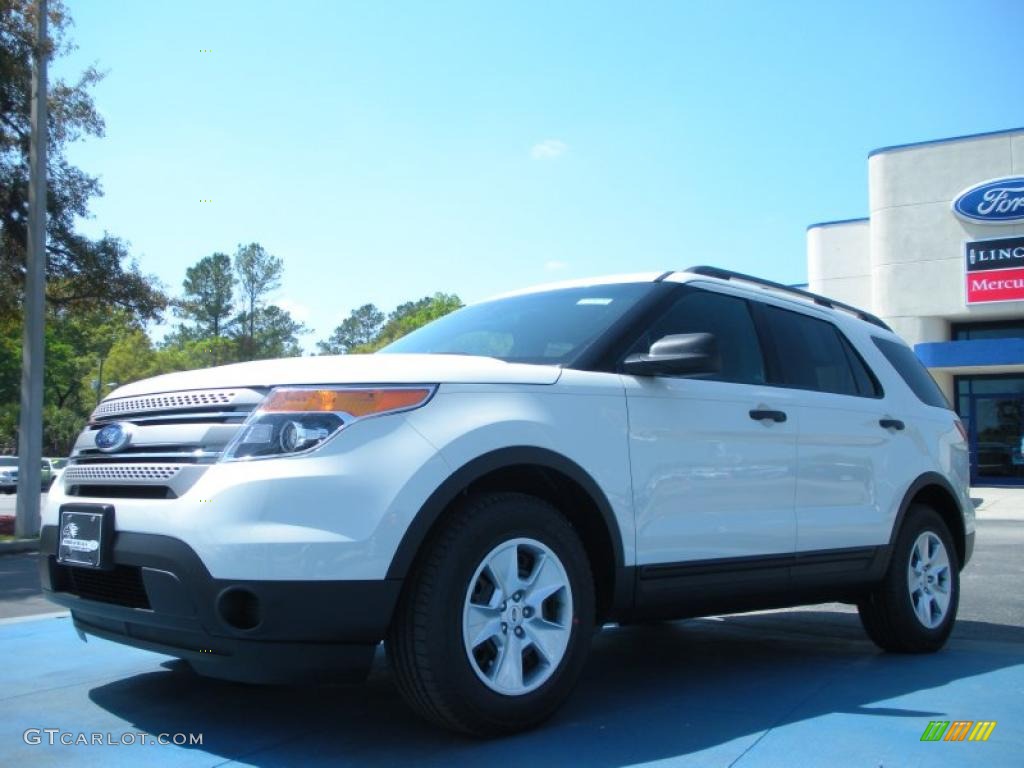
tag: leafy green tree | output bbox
[156,332,238,372]
[234,304,307,360]
[317,303,384,355]
[358,293,463,352]
[0,0,165,320]
[102,328,157,388]
[233,243,282,360]
[42,404,84,456]
[177,252,235,340]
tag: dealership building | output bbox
[806,127,1024,486]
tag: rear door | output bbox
[757,303,904,556]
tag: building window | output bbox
[952,320,1024,341]
[955,374,1024,485]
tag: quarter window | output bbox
[873,337,951,409]
[628,290,766,384]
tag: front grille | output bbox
[55,564,151,609]
[92,389,238,419]
[69,485,174,499]
[65,464,183,483]
[67,387,266,498]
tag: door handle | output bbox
[879,418,905,431]
[749,409,787,423]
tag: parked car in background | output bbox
[0,456,17,494]
[0,457,68,493]
[41,458,67,491]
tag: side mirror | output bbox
[622,332,721,377]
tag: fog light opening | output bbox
[217,587,261,631]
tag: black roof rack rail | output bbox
[683,265,892,331]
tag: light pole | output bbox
[15,0,48,540]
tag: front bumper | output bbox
[39,525,401,684]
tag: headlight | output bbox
[221,385,436,462]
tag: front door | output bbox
[971,395,1024,485]
[623,286,798,566]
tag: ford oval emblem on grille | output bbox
[95,422,132,453]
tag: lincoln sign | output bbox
[965,235,1024,304]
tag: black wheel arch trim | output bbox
[887,471,970,569]
[385,445,627,585]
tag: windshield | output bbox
[0,457,16,467]
[380,284,652,365]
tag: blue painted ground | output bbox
[1,608,1021,767]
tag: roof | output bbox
[868,126,1024,158]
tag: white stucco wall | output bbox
[807,219,872,309]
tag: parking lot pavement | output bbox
[0,553,55,619]
[0,606,1020,767]
[0,490,46,518]
[0,512,1021,765]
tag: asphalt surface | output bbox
[0,489,45,520]
[0,509,1021,765]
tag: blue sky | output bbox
[56,0,1024,349]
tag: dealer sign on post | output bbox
[964,235,1024,305]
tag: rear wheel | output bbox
[386,492,595,736]
[858,504,959,653]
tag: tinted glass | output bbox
[629,289,766,384]
[956,374,1024,396]
[840,336,883,398]
[764,306,860,396]
[953,320,1024,341]
[873,337,951,409]
[0,457,16,467]
[381,284,652,365]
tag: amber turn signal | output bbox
[261,387,433,417]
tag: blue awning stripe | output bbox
[915,338,1024,368]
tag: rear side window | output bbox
[629,289,766,384]
[872,337,951,409]
[763,305,878,397]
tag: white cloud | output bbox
[544,260,568,272]
[530,139,567,160]
[275,298,312,324]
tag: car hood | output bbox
[105,353,563,399]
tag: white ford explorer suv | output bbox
[41,267,974,736]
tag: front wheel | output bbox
[858,504,960,653]
[386,492,595,736]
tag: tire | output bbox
[858,503,960,653]
[386,491,596,736]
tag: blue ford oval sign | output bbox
[953,177,1024,224]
